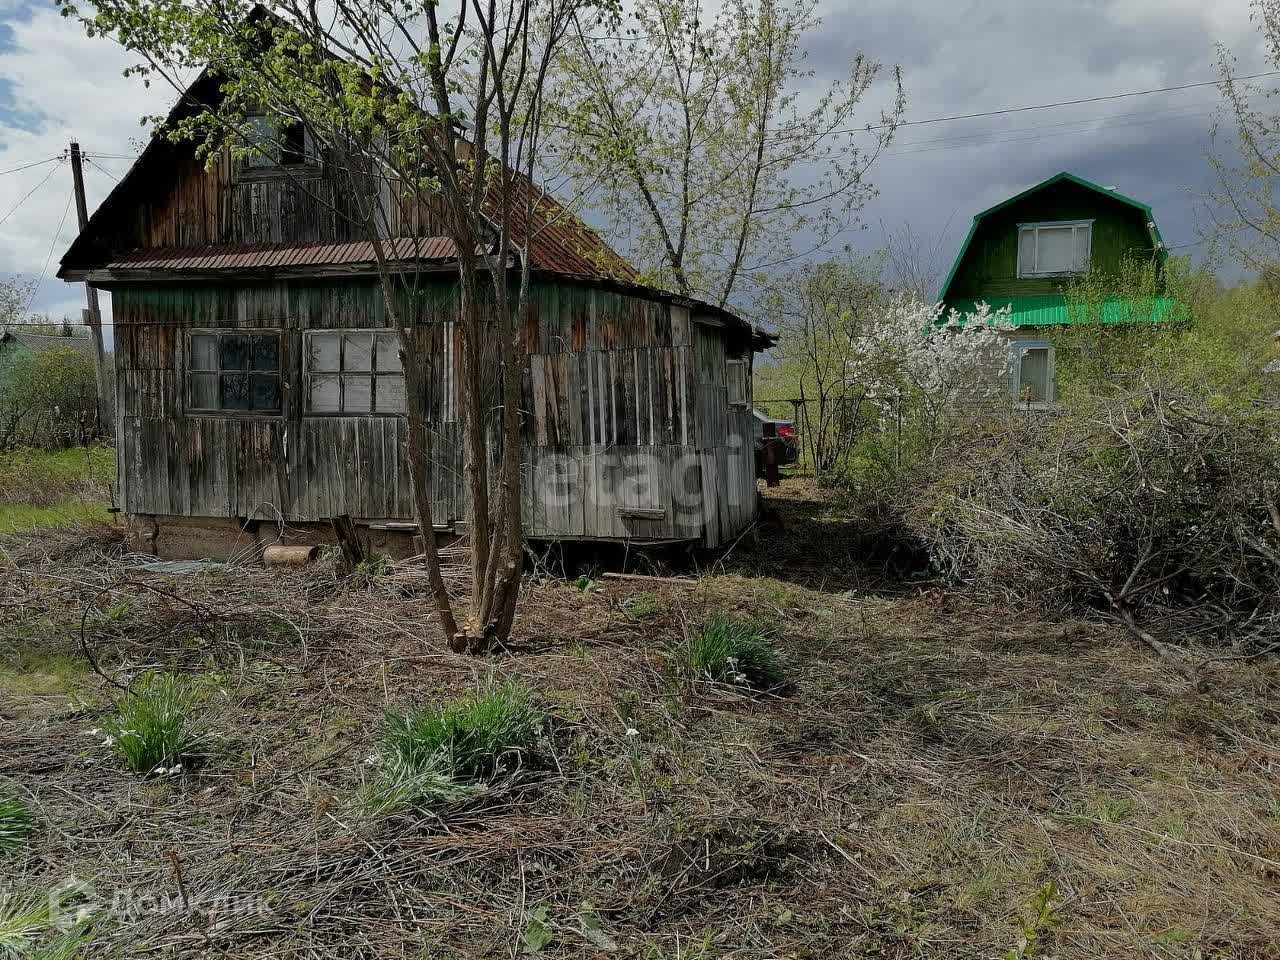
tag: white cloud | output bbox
[0,0,1271,321]
[0,2,172,323]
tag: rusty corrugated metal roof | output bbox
[497,176,638,281]
[106,237,461,271]
[104,211,635,280]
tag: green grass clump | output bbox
[682,615,785,690]
[623,592,666,620]
[0,791,34,854]
[363,680,544,814]
[351,553,393,587]
[0,882,92,958]
[102,672,207,776]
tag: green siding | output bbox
[940,174,1164,327]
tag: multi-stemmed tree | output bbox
[548,0,905,310]
[60,0,609,650]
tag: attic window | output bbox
[1017,221,1091,278]
[245,115,308,169]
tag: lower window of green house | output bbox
[1014,344,1054,403]
[304,330,405,414]
[188,332,282,413]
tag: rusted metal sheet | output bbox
[106,237,461,272]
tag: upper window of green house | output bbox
[1017,220,1091,278]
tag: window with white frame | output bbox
[1017,221,1091,277]
[726,358,748,407]
[304,330,405,414]
[1011,341,1055,404]
[188,331,282,413]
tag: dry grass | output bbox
[0,485,1277,958]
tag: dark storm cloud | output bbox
[794,0,1269,286]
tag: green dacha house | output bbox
[939,171,1174,404]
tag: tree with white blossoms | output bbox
[846,296,1014,466]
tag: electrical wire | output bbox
[0,155,63,177]
[84,156,122,185]
[885,100,1218,151]
[865,69,1280,134]
[884,104,1219,158]
[76,71,1280,166]
[22,189,74,318]
[0,158,64,231]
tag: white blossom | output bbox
[845,296,1015,409]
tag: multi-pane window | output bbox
[305,330,405,414]
[1017,221,1091,277]
[244,115,309,169]
[726,358,749,407]
[1012,342,1055,404]
[188,332,282,413]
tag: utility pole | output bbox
[69,141,112,434]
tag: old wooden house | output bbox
[57,73,766,560]
[940,171,1174,404]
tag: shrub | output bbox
[682,615,785,690]
[911,388,1280,647]
[102,672,207,776]
[363,680,544,814]
[0,344,101,449]
[0,791,33,853]
[351,553,392,588]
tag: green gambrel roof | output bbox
[946,295,1184,328]
[937,171,1167,303]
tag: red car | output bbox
[752,410,798,476]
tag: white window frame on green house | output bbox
[1009,339,1056,407]
[303,329,406,416]
[1016,220,1092,278]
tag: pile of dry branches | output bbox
[909,387,1280,667]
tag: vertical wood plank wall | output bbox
[93,143,447,254]
[113,278,757,547]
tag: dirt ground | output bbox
[1,480,1278,958]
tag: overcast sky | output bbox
[0,0,1270,329]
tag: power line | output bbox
[84,156,122,185]
[883,103,1219,158]
[22,189,74,318]
[1164,227,1249,251]
[0,155,63,177]
[75,71,1280,166]
[0,158,65,231]
[887,99,1217,151]
[870,69,1280,133]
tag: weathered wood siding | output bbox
[114,281,462,525]
[113,277,756,546]
[692,319,756,547]
[92,144,446,253]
